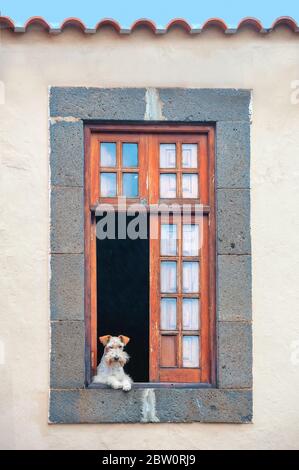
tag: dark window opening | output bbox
[96,214,149,382]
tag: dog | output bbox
[92,335,133,391]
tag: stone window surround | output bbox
[49,87,252,424]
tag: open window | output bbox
[85,124,215,386]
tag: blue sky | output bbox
[0,0,298,27]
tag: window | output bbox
[86,124,215,385]
[50,86,252,423]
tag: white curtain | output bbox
[183,299,199,330]
[182,143,197,168]
[161,261,177,292]
[161,224,177,255]
[183,224,199,256]
[183,336,199,367]
[160,174,177,198]
[182,174,198,198]
[160,143,176,168]
[183,261,199,293]
[160,298,177,330]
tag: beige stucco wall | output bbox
[0,24,299,450]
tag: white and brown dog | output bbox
[92,335,133,391]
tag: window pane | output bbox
[161,298,177,330]
[183,224,199,256]
[100,173,116,197]
[161,261,177,293]
[160,174,176,198]
[160,144,176,168]
[161,224,177,256]
[122,143,138,167]
[182,144,197,168]
[122,173,138,197]
[100,142,116,167]
[183,261,199,293]
[183,336,199,367]
[160,336,177,367]
[183,299,199,330]
[182,174,198,198]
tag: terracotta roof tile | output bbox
[0,16,298,34]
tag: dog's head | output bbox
[99,335,130,367]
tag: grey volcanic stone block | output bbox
[216,121,250,189]
[218,255,252,321]
[50,254,84,321]
[217,189,251,254]
[50,87,147,120]
[50,121,84,186]
[155,388,252,423]
[50,388,141,424]
[218,322,252,389]
[50,321,85,388]
[159,88,251,122]
[50,186,84,253]
[49,388,252,423]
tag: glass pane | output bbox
[160,174,176,198]
[183,336,199,367]
[122,143,138,167]
[182,144,197,168]
[100,142,116,167]
[161,261,177,293]
[182,174,198,198]
[183,299,199,330]
[161,224,177,256]
[100,173,116,197]
[161,336,177,367]
[122,173,138,197]
[183,261,199,293]
[160,143,176,168]
[161,298,177,330]
[183,224,199,256]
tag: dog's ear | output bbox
[99,335,111,346]
[119,335,130,346]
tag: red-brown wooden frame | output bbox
[84,123,216,386]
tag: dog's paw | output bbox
[122,382,132,392]
[111,382,122,390]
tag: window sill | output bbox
[49,387,252,424]
[88,382,213,389]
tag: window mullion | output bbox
[177,218,183,368]
[117,141,122,196]
[177,141,182,198]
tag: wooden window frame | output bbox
[84,123,216,387]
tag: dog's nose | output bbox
[114,356,119,361]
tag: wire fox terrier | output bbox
[92,335,133,391]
